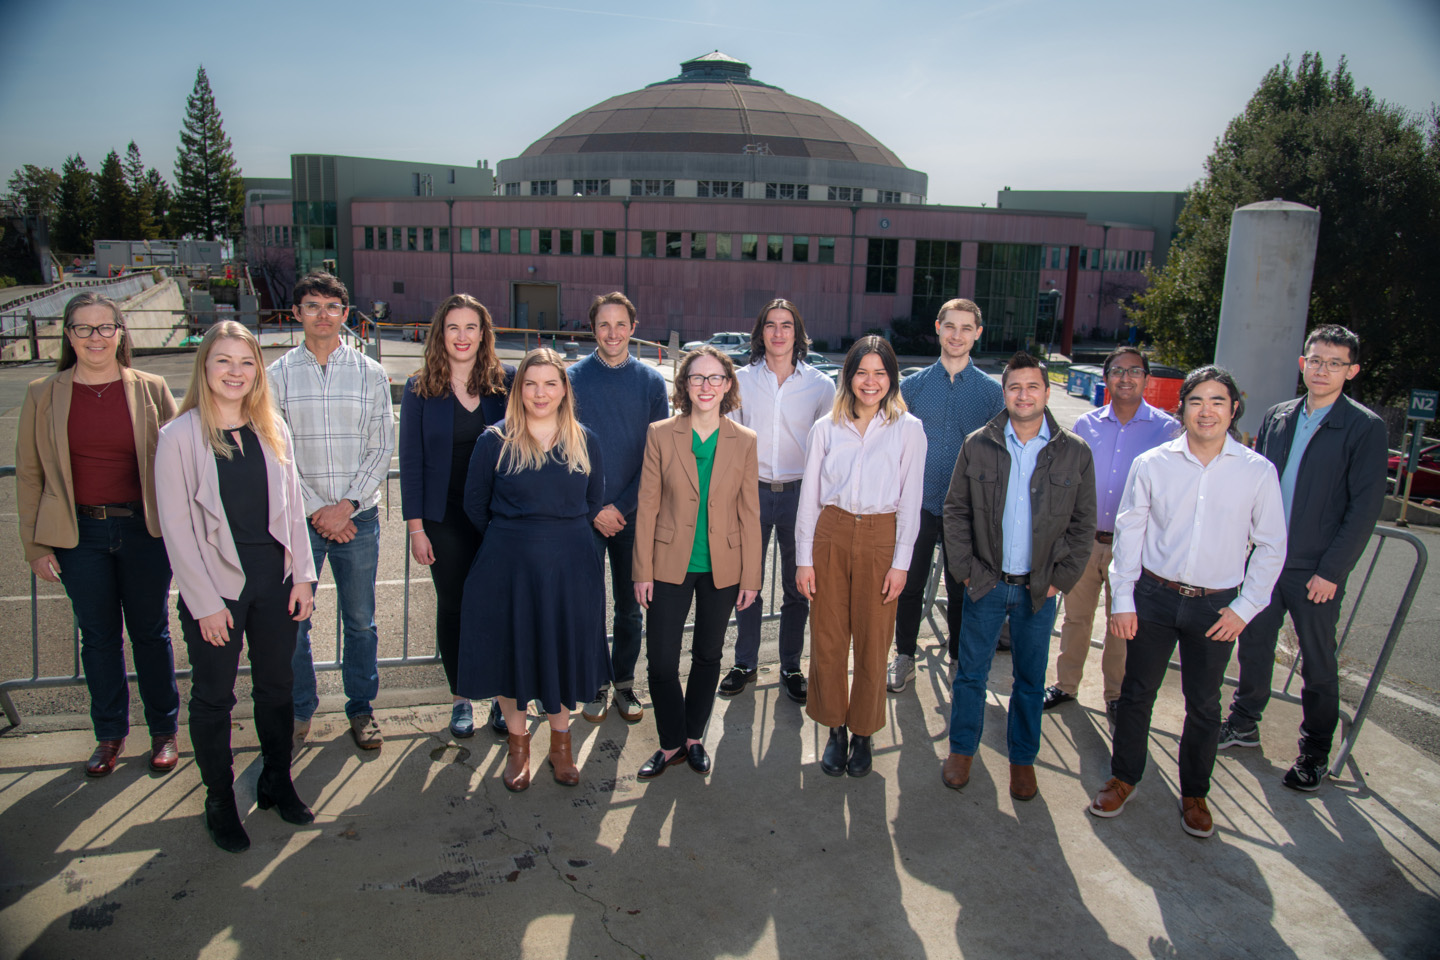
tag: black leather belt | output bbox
[999,572,1031,586]
[1142,568,1225,598]
[763,479,801,493]
[1095,531,1114,544]
[77,502,142,520]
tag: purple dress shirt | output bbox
[1072,400,1180,533]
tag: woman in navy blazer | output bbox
[400,294,514,739]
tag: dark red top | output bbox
[68,381,143,506]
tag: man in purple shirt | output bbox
[1044,347,1178,723]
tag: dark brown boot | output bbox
[503,732,532,792]
[942,753,973,790]
[548,729,579,786]
[1009,763,1038,801]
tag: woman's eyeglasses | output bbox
[67,323,120,338]
[686,374,730,388]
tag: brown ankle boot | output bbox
[548,729,579,786]
[503,732,532,792]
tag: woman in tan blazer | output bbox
[154,321,318,853]
[632,346,761,780]
[15,293,179,778]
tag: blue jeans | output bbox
[54,515,178,740]
[594,521,643,689]
[292,507,380,720]
[948,582,1057,764]
[733,483,807,672]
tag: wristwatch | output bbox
[347,499,360,513]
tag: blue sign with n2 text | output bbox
[1409,389,1438,422]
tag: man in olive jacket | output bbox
[941,352,1096,802]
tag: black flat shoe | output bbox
[847,734,873,778]
[489,701,509,737]
[821,725,848,778]
[637,747,687,780]
[686,743,711,775]
[204,796,250,854]
[256,768,315,825]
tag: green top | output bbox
[687,428,719,573]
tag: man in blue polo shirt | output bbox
[890,298,1004,692]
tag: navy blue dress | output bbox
[456,424,611,712]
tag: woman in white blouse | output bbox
[795,336,926,778]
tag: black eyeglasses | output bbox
[1303,357,1353,372]
[68,323,120,339]
[1107,366,1146,380]
[686,374,730,388]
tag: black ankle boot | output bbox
[821,725,849,777]
[256,766,315,825]
[204,794,250,853]
[847,734,873,778]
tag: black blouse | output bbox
[447,396,490,505]
[215,425,275,546]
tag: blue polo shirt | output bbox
[900,359,1005,515]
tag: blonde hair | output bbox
[178,321,289,462]
[496,348,591,476]
[832,335,907,424]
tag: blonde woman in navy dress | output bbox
[456,349,609,792]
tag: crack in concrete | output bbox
[408,714,646,957]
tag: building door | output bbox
[512,282,560,330]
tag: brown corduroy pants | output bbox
[805,506,898,737]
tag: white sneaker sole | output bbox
[1088,786,1135,818]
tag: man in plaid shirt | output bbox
[268,271,395,750]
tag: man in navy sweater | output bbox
[569,292,670,724]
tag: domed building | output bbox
[497,52,927,205]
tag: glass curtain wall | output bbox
[974,243,1042,352]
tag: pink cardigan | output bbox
[154,410,318,620]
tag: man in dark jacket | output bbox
[1219,325,1388,791]
[941,352,1096,802]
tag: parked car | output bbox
[899,366,924,379]
[806,351,841,375]
[1389,442,1440,499]
[683,331,749,353]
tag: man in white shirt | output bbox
[720,299,834,705]
[1089,366,1286,838]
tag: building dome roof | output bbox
[519,52,907,169]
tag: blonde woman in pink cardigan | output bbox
[155,321,318,854]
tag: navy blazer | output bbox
[1253,391,1387,583]
[399,366,515,522]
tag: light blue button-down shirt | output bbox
[1001,418,1051,575]
[1278,401,1332,523]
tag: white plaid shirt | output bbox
[267,343,394,516]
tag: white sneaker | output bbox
[887,654,915,693]
[582,688,609,723]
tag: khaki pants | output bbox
[1055,539,1125,702]
[806,506,897,737]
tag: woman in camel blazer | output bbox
[15,293,180,778]
[631,346,761,780]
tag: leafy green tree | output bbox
[146,168,173,237]
[5,164,61,220]
[173,65,243,240]
[54,155,96,254]
[94,149,129,240]
[123,141,158,240]
[1127,53,1440,405]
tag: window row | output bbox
[362,227,619,256]
[494,181,913,202]
[260,225,293,246]
[1045,246,1150,272]
[638,231,836,264]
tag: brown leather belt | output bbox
[1142,568,1225,598]
[77,502,142,520]
[1095,531,1114,544]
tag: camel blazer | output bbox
[16,367,178,562]
[153,410,319,621]
[632,414,762,590]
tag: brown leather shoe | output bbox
[1009,763,1038,801]
[1088,777,1136,817]
[503,732,532,792]
[85,739,125,777]
[1181,796,1214,838]
[548,729,579,786]
[149,734,179,773]
[349,714,383,750]
[941,753,973,790]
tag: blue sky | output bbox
[2,0,1436,207]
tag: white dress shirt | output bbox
[795,411,927,569]
[731,360,836,483]
[1109,434,1287,623]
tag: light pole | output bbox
[1045,288,1064,358]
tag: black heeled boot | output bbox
[191,713,249,853]
[847,734,873,778]
[255,702,314,825]
[821,725,849,778]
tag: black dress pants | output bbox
[646,572,739,751]
[1110,578,1238,798]
[424,504,481,695]
[894,509,963,659]
[182,543,297,797]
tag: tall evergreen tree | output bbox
[173,65,243,240]
[54,154,96,254]
[94,150,129,241]
[5,164,61,220]
[146,168,173,237]
[123,141,157,240]
[1127,53,1440,406]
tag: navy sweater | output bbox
[567,354,669,518]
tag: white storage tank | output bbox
[1212,199,1321,441]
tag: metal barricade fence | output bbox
[914,523,1427,778]
[0,467,784,727]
